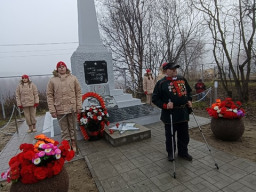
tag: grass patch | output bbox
[192,101,209,110]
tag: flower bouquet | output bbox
[1,134,74,184]
[78,92,110,140]
[206,98,245,119]
[207,98,245,141]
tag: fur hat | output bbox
[56,61,67,69]
[146,69,151,73]
[21,74,29,79]
[162,62,180,70]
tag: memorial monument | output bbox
[71,0,141,108]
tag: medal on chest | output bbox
[168,79,187,97]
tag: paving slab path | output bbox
[1,114,256,192]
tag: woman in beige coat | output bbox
[16,75,39,133]
[143,69,156,105]
[47,61,82,152]
[156,65,166,81]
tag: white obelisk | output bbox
[76,0,104,51]
[71,0,141,108]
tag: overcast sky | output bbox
[0,0,80,77]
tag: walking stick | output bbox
[169,99,176,178]
[191,109,219,170]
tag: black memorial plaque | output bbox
[84,61,108,85]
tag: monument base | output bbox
[71,49,142,109]
[104,124,151,147]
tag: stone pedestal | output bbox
[10,167,69,192]
[104,123,151,146]
[210,118,245,141]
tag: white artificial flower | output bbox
[80,118,88,125]
[93,109,98,113]
[106,113,109,117]
[38,143,44,149]
[55,154,61,159]
[33,157,41,165]
[233,109,238,113]
[217,109,221,113]
[87,112,92,117]
[214,106,219,110]
[97,116,102,121]
[85,106,90,111]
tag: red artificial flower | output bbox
[93,115,97,121]
[1,134,75,184]
[20,143,34,152]
[220,107,227,115]
[46,167,54,178]
[9,156,18,167]
[236,101,241,105]
[34,167,48,180]
[61,140,71,150]
[65,151,75,161]
[20,164,34,176]
[21,172,38,184]
[23,151,35,161]
[207,98,245,119]
[52,160,64,175]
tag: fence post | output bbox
[210,87,213,106]
[0,92,6,119]
[214,81,218,101]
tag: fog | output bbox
[0,75,51,101]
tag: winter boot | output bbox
[27,125,33,133]
[32,124,37,132]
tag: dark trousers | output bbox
[164,122,189,156]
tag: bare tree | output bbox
[192,0,256,102]
[99,0,157,97]
[154,0,205,79]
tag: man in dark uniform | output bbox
[152,62,193,161]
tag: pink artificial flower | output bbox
[55,148,61,154]
[38,151,45,157]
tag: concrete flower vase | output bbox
[10,167,69,192]
[210,118,245,141]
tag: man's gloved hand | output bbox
[18,105,23,109]
[144,91,147,95]
[34,103,39,107]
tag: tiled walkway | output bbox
[1,114,256,192]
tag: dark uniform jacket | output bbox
[152,76,192,124]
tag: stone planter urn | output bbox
[210,118,245,141]
[10,167,69,192]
